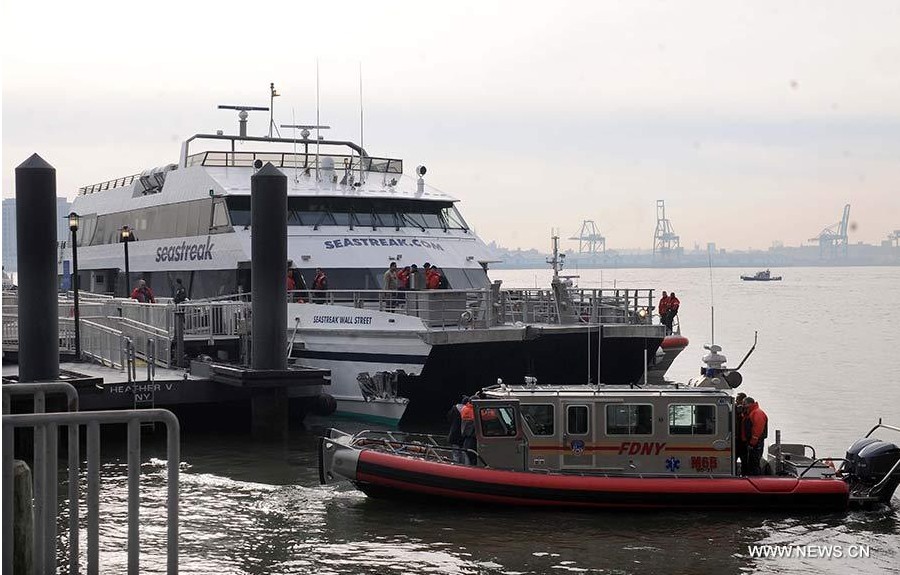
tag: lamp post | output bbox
[68,212,81,359]
[120,225,134,297]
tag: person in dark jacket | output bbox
[447,397,467,463]
[172,278,187,304]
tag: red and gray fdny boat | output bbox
[319,347,900,511]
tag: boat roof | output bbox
[481,383,734,400]
[73,133,457,214]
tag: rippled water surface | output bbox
[85,267,899,574]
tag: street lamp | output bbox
[68,212,81,359]
[120,225,134,296]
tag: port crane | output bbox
[809,204,850,258]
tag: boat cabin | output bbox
[470,384,736,477]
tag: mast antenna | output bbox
[316,59,321,182]
[708,244,715,345]
[359,61,365,184]
[269,83,281,138]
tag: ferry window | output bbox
[521,404,554,436]
[480,406,517,437]
[669,405,716,435]
[567,405,589,435]
[211,201,230,228]
[374,211,398,229]
[197,201,212,234]
[352,210,376,228]
[442,206,470,230]
[331,211,352,227]
[606,404,653,435]
[225,197,251,227]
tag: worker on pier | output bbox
[130,279,155,303]
[173,278,187,304]
[742,397,769,476]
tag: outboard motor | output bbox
[844,437,900,506]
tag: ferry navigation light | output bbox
[416,165,427,176]
[253,159,264,171]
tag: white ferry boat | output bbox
[66,103,669,425]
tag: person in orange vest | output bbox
[459,398,477,464]
[664,291,680,335]
[424,263,441,290]
[312,268,328,303]
[397,266,411,290]
[658,291,669,326]
[742,397,769,476]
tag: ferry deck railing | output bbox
[2,383,180,574]
[3,286,657,363]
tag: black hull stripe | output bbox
[356,460,848,510]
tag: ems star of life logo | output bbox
[570,439,585,455]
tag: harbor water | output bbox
[70,266,900,574]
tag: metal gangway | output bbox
[2,382,179,574]
[2,289,250,370]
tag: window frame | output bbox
[667,403,718,436]
[566,404,590,436]
[521,404,555,437]
[605,403,654,436]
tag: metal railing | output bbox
[2,383,180,575]
[77,319,128,369]
[186,150,403,174]
[2,382,79,575]
[77,173,142,196]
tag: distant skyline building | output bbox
[2,197,71,272]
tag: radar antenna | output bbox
[217,104,269,138]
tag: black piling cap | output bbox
[253,162,285,179]
[16,153,55,171]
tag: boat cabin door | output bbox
[562,402,595,469]
[473,399,527,471]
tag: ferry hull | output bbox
[352,450,850,511]
[399,328,664,427]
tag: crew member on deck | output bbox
[460,397,477,465]
[312,268,328,303]
[658,291,669,327]
[447,396,467,463]
[664,291,680,335]
[173,278,187,304]
[383,262,399,311]
[743,397,769,476]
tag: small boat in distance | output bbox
[741,269,782,281]
[319,346,900,511]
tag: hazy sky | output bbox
[3,0,899,251]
